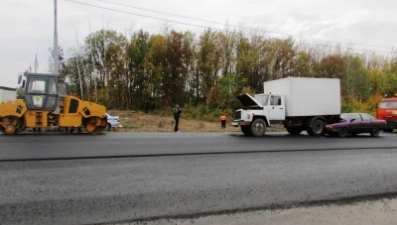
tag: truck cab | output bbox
[376,96,397,132]
[231,93,286,136]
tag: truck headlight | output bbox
[247,114,250,119]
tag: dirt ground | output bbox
[108,110,285,133]
[116,197,397,225]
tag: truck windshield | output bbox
[254,94,269,106]
[379,101,397,109]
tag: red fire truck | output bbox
[376,95,397,132]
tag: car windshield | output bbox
[367,114,376,120]
[340,113,363,122]
[340,114,352,121]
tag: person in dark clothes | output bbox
[173,104,182,132]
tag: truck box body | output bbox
[263,77,341,117]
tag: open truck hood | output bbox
[236,93,263,107]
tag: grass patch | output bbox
[107,110,286,133]
[108,110,240,132]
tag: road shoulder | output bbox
[122,197,397,225]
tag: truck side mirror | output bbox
[22,80,26,88]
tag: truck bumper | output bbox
[231,121,251,126]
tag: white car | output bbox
[106,113,122,131]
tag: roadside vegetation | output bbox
[48,26,397,118]
[109,110,284,132]
[109,110,232,132]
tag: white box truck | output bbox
[231,77,341,136]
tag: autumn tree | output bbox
[161,30,188,108]
[195,29,223,103]
[56,26,394,116]
[125,30,151,111]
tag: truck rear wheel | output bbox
[383,127,394,132]
[240,126,252,136]
[286,127,303,135]
[250,119,266,137]
[307,119,324,137]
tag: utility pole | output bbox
[53,0,59,74]
[34,54,39,73]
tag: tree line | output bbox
[54,28,397,114]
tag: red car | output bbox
[326,113,386,137]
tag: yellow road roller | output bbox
[0,73,107,134]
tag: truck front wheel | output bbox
[241,126,252,136]
[307,119,324,137]
[250,119,266,137]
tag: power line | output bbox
[64,0,219,30]
[87,0,395,52]
[63,0,394,54]
[92,0,232,28]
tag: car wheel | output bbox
[107,123,111,131]
[338,127,347,138]
[250,119,266,137]
[371,127,380,137]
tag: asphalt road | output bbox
[1,131,397,225]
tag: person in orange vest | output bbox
[220,114,227,129]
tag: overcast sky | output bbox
[1,0,397,88]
